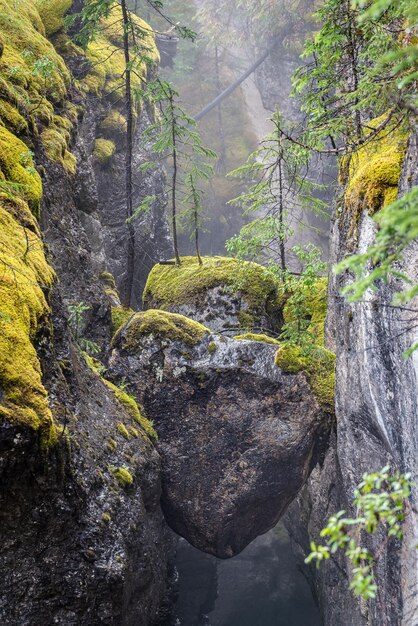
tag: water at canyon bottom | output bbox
[173,522,322,626]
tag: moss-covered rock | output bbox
[116,309,209,350]
[275,345,335,412]
[143,256,285,334]
[0,126,43,216]
[0,195,57,445]
[35,0,73,36]
[93,138,116,165]
[111,305,134,335]
[82,6,159,100]
[341,115,408,245]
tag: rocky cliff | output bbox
[285,121,418,626]
[0,2,174,623]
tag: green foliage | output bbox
[306,466,413,600]
[67,302,100,355]
[226,113,327,272]
[141,78,217,262]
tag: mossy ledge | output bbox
[143,256,284,318]
[116,309,209,349]
[275,345,335,412]
[234,333,280,345]
[83,353,157,440]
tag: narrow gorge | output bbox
[0,1,417,625]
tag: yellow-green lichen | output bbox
[0,194,57,445]
[275,345,335,412]
[35,0,73,36]
[93,138,116,165]
[118,309,209,348]
[101,511,112,523]
[234,333,280,345]
[143,256,284,329]
[111,466,134,487]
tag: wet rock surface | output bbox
[108,318,329,558]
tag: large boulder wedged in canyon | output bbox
[107,310,331,558]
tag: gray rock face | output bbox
[144,283,283,336]
[290,124,418,626]
[107,321,329,558]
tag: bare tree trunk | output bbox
[214,45,226,173]
[278,156,286,273]
[121,0,135,307]
[170,93,181,266]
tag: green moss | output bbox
[342,115,408,242]
[41,127,76,175]
[234,333,280,345]
[208,341,217,354]
[107,437,117,451]
[35,0,73,36]
[0,126,42,216]
[143,256,284,329]
[117,422,130,440]
[275,345,335,412]
[100,110,127,136]
[119,309,209,348]
[82,7,159,99]
[128,426,139,438]
[99,271,116,288]
[111,466,134,487]
[0,99,28,134]
[111,306,134,334]
[0,193,57,446]
[93,138,116,165]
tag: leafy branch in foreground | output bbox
[306,466,413,600]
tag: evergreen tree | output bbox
[143,79,216,265]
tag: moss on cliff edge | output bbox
[275,345,335,412]
[0,197,57,445]
[342,115,408,245]
[143,256,284,324]
[117,309,209,349]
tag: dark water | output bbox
[172,522,322,626]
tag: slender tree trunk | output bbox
[170,94,181,266]
[121,0,135,307]
[192,187,202,266]
[277,156,286,273]
[214,45,226,173]
[345,0,362,139]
